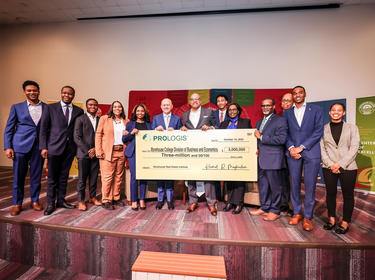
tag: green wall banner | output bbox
[356,96,375,192]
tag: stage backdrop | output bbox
[356,96,375,193]
[128,88,291,125]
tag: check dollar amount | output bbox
[135,129,257,181]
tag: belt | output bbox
[113,145,123,151]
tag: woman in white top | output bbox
[95,101,128,210]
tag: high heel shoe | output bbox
[131,202,138,211]
[323,222,336,230]
[140,200,146,210]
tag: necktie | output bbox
[165,115,170,128]
[259,118,267,133]
[65,105,70,124]
[220,111,224,123]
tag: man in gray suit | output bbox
[181,93,218,216]
[73,98,101,211]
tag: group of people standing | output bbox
[4,81,359,234]
[249,86,359,234]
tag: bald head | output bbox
[160,98,173,114]
[281,93,293,111]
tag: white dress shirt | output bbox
[61,101,73,125]
[293,102,306,127]
[189,107,201,128]
[86,112,97,131]
[27,100,42,125]
[113,120,125,145]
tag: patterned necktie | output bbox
[259,118,267,133]
[65,105,70,124]
[220,111,224,123]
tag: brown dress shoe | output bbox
[10,205,22,216]
[288,214,303,225]
[186,203,198,213]
[89,198,102,206]
[208,205,217,216]
[31,201,43,211]
[263,212,280,221]
[303,218,313,231]
[78,202,87,211]
[250,209,267,215]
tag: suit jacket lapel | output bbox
[83,114,95,134]
[300,104,311,128]
[22,101,36,126]
[71,106,80,123]
[185,111,193,128]
[327,124,336,146]
[287,108,299,128]
[262,114,275,132]
[161,115,167,130]
[196,107,205,128]
[36,102,46,128]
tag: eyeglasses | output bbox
[228,108,238,112]
[282,100,292,103]
[260,104,273,108]
[190,98,200,101]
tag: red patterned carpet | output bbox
[1,166,375,279]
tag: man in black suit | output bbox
[40,86,84,215]
[73,98,101,211]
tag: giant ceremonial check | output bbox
[135,129,257,181]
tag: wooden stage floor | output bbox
[1,166,375,246]
[1,166,375,279]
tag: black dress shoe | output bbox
[44,205,55,216]
[56,200,76,209]
[323,222,336,230]
[131,207,139,211]
[232,205,243,215]
[102,202,114,210]
[335,224,349,234]
[113,200,125,207]
[140,206,146,210]
[223,203,234,212]
[167,201,174,210]
[155,201,164,210]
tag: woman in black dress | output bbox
[219,103,252,214]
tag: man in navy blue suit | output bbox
[4,80,46,216]
[151,98,182,210]
[39,86,84,215]
[250,98,287,221]
[283,86,323,231]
